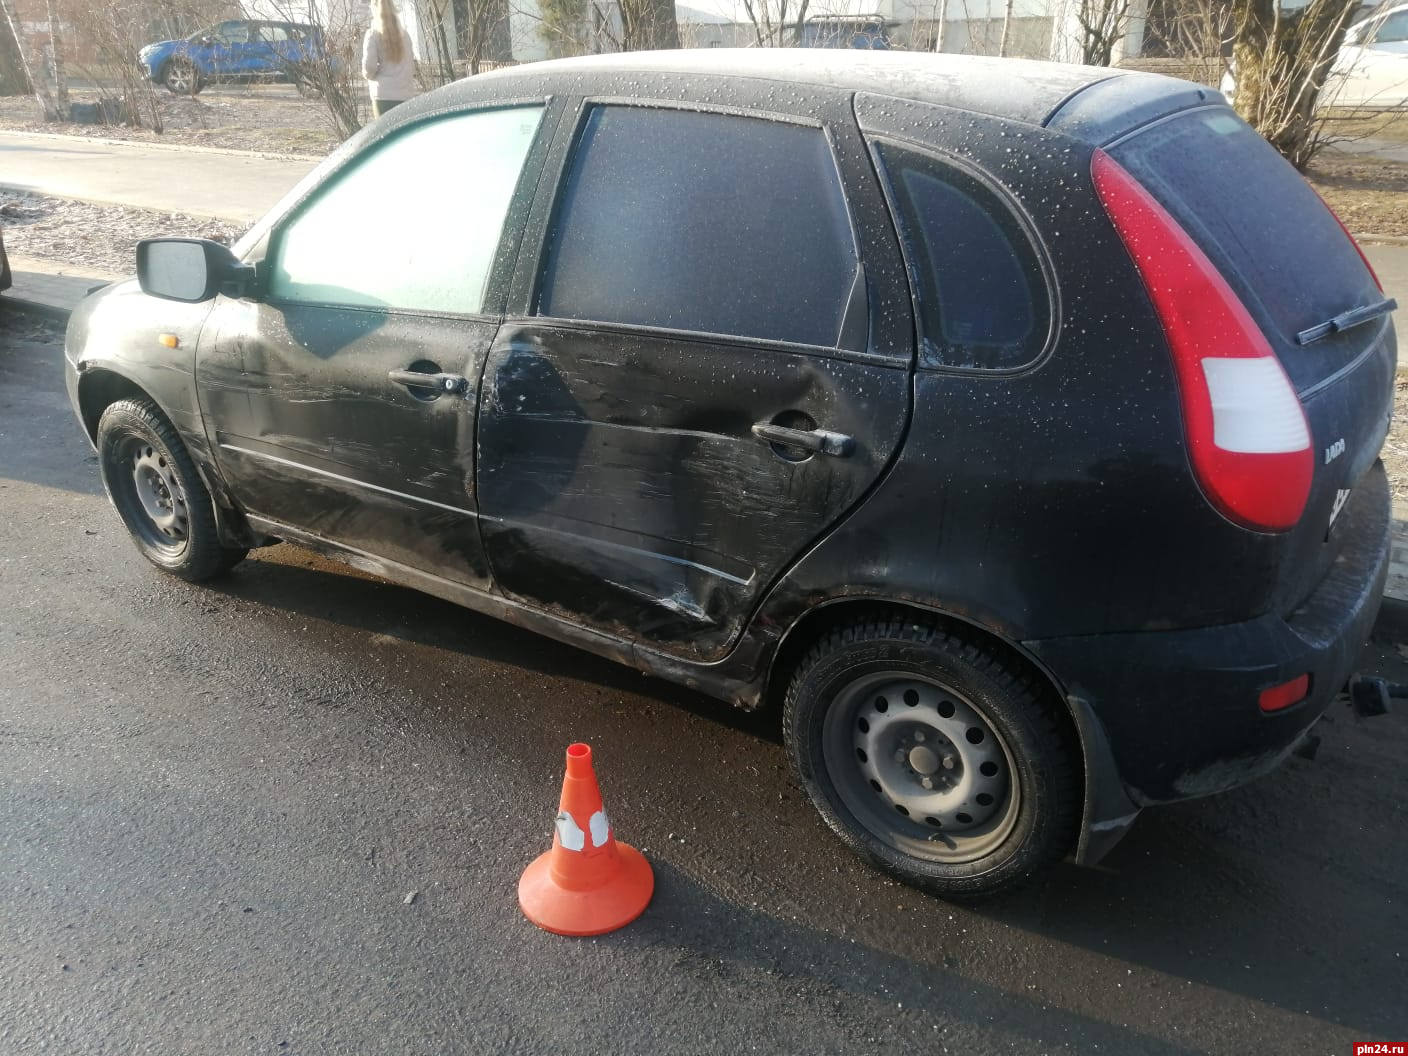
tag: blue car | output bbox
[138,20,330,95]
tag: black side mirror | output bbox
[136,238,257,303]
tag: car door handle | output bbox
[751,421,855,458]
[388,369,469,396]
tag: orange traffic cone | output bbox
[518,743,654,936]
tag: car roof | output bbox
[467,49,1142,126]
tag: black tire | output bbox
[96,398,246,581]
[782,615,1080,900]
[163,59,201,95]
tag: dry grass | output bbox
[1304,151,1408,238]
[1319,109,1408,145]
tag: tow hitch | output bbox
[1346,675,1405,718]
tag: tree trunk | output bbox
[0,9,29,95]
[43,0,69,117]
[998,0,1015,56]
[1232,0,1358,168]
[0,0,57,118]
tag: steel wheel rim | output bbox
[822,672,1021,863]
[116,436,189,553]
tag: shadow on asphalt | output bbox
[583,859,1204,1055]
[209,543,1407,1041]
[209,545,785,745]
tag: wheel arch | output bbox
[78,368,154,445]
[79,369,261,549]
[764,595,1136,865]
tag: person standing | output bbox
[362,0,416,118]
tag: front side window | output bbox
[538,106,862,349]
[875,142,1049,370]
[268,106,543,314]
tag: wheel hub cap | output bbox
[852,680,1010,833]
[131,445,188,541]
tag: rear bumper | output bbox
[1026,462,1391,806]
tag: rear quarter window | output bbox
[873,141,1050,371]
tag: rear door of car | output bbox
[475,90,914,662]
[196,103,556,589]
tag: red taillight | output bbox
[1310,186,1383,292]
[1259,674,1310,713]
[1092,150,1313,532]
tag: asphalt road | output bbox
[2,312,1406,1055]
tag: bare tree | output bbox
[0,8,30,94]
[65,0,167,131]
[0,0,60,117]
[43,0,70,114]
[738,0,810,46]
[452,0,512,73]
[619,0,677,49]
[535,0,590,55]
[1230,0,1360,168]
[997,0,1014,56]
[1076,0,1131,65]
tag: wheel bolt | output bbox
[920,776,933,789]
[942,755,956,770]
[914,731,926,743]
[894,749,907,763]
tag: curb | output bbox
[0,127,325,164]
[0,292,72,324]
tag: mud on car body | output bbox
[64,50,1397,899]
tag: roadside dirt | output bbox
[1,190,247,274]
[1305,149,1408,239]
[0,85,338,157]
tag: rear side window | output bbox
[538,106,862,349]
[874,142,1049,370]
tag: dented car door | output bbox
[476,100,913,661]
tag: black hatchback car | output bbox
[64,50,1397,898]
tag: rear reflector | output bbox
[1092,150,1313,532]
[1259,674,1310,713]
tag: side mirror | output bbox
[136,238,257,303]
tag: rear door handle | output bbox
[751,422,855,458]
[388,369,469,396]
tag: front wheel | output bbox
[97,398,246,581]
[783,616,1080,899]
[163,59,201,95]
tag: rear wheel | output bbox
[783,615,1080,899]
[163,59,201,95]
[97,398,246,581]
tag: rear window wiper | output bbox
[1297,296,1398,346]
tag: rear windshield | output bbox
[1110,108,1380,383]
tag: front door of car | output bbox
[196,104,551,589]
[198,21,249,79]
[476,101,914,662]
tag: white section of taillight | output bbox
[1201,358,1313,454]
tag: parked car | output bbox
[1325,2,1408,108]
[137,19,329,95]
[65,50,1397,899]
[1221,3,1408,109]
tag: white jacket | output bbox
[362,28,416,101]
